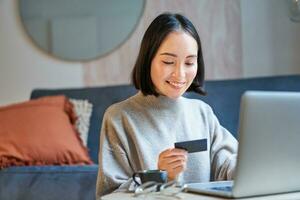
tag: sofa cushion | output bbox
[0,165,97,200]
[0,96,93,168]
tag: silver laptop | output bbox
[186,91,300,198]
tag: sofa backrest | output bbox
[31,75,300,163]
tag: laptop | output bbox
[185,91,300,198]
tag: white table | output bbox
[101,191,300,200]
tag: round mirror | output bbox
[18,0,145,61]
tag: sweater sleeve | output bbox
[96,110,136,198]
[207,106,238,181]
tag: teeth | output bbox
[168,81,185,88]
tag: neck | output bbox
[134,91,183,110]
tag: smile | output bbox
[167,81,186,88]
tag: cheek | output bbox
[150,62,159,80]
[186,66,198,80]
[151,61,168,79]
[150,61,164,85]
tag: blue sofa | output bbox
[1,75,300,200]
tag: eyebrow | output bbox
[159,52,197,58]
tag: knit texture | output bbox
[96,92,238,197]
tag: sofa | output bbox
[0,75,300,200]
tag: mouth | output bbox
[166,80,186,89]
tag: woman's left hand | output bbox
[157,148,188,181]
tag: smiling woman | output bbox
[96,13,238,197]
[18,0,145,61]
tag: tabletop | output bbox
[101,190,300,200]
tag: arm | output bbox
[208,107,238,181]
[96,111,135,198]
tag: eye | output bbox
[162,61,174,65]
[185,62,195,66]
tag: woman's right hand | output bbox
[157,148,188,181]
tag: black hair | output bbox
[131,12,206,96]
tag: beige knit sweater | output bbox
[96,92,238,198]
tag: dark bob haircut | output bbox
[131,13,206,96]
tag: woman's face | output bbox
[150,31,198,99]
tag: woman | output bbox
[96,13,238,197]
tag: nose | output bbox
[172,63,185,78]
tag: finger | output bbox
[160,158,186,173]
[172,148,188,154]
[164,155,187,164]
[158,156,186,169]
[172,165,186,174]
[168,159,187,168]
[160,156,186,167]
[162,149,187,158]
[159,148,173,158]
[158,148,176,169]
[167,163,187,179]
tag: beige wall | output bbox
[83,0,243,86]
[241,0,300,77]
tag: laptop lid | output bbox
[186,91,300,198]
[233,91,300,197]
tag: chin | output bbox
[165,91,185,99]
[157,85,188,99]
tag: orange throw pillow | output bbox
[0,96,93,169]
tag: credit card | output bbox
[175,139,207,153]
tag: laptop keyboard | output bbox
[210,186,232,192]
